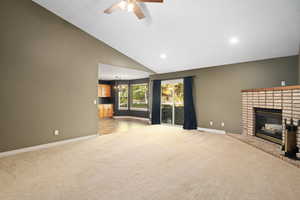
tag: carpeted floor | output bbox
[1,125,300,200]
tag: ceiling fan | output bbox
[104,0,163,20]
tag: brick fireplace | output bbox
[241,86,300,158]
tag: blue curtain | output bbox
[183,77,197,129]
[151,80,161,124]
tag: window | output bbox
[118,84,129,110]
[130,83,148,111]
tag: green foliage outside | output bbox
[118,84,148,109]
[131,84,148,109]
[161,82,183,106]
[119,85,128,108]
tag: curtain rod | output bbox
[150,75,196,81]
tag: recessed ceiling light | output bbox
[160,53,167,59]
[229,37,239,45]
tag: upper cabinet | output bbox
[98,84,111,97]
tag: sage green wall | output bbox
[0,0,152,152]
[151,56,298,134]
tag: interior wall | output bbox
[150,56,298,134]
[0,0,151,152]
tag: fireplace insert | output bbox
[255,108,282,144]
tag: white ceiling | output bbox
[33,0,300,73]
[99,64,151,80]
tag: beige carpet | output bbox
[1,126,300,200]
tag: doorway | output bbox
[161,79,184,125]
[98,63,151,135]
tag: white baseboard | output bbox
[197,127,226,134]
[0,134,98,158]
[113,116,150,122]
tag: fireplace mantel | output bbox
[242,85,300,93]
[241,85,300,158]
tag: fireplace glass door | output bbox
[255,108,282,144]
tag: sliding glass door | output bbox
[161,79,184,125]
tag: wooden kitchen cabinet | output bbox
[98,84,113,118]
[98,104,113,118]
[98,84,111,97]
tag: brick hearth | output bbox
[241,85,300,158]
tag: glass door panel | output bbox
[161,79,184,125]
[161,83,173,124]
[174,82,184,125]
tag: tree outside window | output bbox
[161,82,183,106]
[161,81,184,125]
[130,83,148,110]
[118,84,129,110]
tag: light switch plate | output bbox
[209,121,213,126]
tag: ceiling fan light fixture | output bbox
[119,1,127,10]
[127,3,134,12]
[104,0,163,20]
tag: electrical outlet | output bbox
[54,130,60,136]
[221,122,225,127]
[209,121,213,126]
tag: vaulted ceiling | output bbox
[33,0,300,73]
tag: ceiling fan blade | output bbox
[138,3,152,24]
[132,2,145,19]
[104,1,126,14]
[136,0,163,2]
